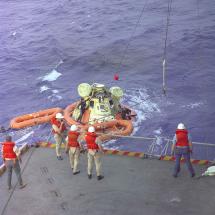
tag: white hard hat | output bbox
[88,126,95,133]
[70,124,77,131]
[56,113,64,119]
[177,123,186,130]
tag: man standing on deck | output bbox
[84,126,104,180]
[65,125,84,175]
[51,112,67,160]
[171,123,195,178]
[2,136,27,190]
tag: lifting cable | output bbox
[117,0,149,74]
[196,0,202,66]
[162,0,173,95]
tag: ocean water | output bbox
[0,0,215,164]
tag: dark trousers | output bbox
[5,160,23,188]
[173,147,195,176]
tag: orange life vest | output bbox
[175,129,189,147]
[50,117,67,134]
[85,132,99,150]
[2,141,17,159]
[68,131,80,148]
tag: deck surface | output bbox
[0,147,215,215]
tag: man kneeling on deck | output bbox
[66,125,84,175]
[85,126,104,181]
[2,136,27,190]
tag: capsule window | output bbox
[100,105,105,110]
[90,101,94,108]
[109,100,113,106]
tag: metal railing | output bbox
[1,126,215,162]
[99,133,215,161]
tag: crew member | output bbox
[77,98,88,122]
[85,126,104,180]
[171,123,195,178]
[51,112,67,160]
[66,125,83,175]
[2,136,27,190]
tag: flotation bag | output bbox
[10,107,63,129]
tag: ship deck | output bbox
[0,147,215,215]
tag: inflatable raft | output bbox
[10,83,136,142]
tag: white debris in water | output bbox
[16,131,34,144]
[41,69,62,82]
[12,31,17,36]
[40,85,50,92]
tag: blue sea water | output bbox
[0,0,215,164]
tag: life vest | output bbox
[50,117,67,134]
[2,142,17,159]
[85,132,99,150]
[68,131,80,148]
[175,129,189,147]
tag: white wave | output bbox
[153,127,162,135]
[55,59,64,69]
[52,89,59,94]
[123,88,160,135]
[16,131,34,144]
[182,102,203,109]
[12,31,17,36]
[41,69,62,82]
[40,85,50,92]
[48,94,63,102]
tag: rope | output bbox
[162,0,173,95]
[117,0,149,73]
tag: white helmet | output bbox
[70,124,77,131]
[177,123,186,130]
[88,126,95,133]
[56,112,64,119]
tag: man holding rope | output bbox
[51,113,67,160]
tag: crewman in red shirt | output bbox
[171,123,195,178]
[50,112,67,160]
[66,125,83,175]
[2,136,27,190]
[85,126,104,180]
